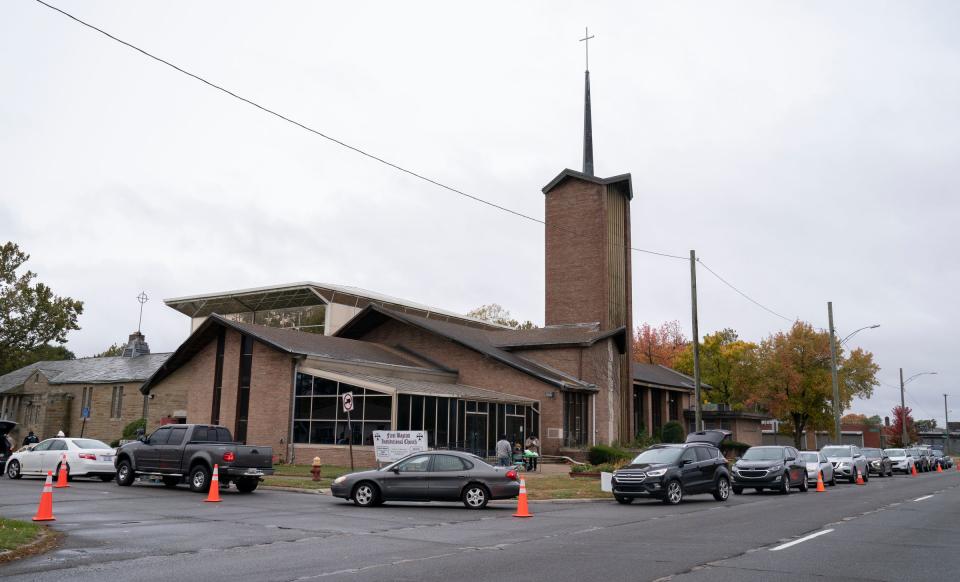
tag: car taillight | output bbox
[78,453,96,460]
[223,451,236,462]
[506,470,518,481]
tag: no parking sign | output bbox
[342,392,354,413]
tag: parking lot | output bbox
[0,470,957,582]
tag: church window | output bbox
[110,386,124,419]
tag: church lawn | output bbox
[0,518,43,552]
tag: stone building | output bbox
[0,333,170,444]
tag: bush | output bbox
[720,441,750,458]
[121,418,146,440]
[660,421,685,444]
[588,444,632,465]
[570,460,629,473]
[109,439,120,448]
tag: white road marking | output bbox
[770,529,834,551]
[913,495,934,502]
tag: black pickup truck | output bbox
[114,424,273,493]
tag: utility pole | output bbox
[944,394,950,455]
[827,302,841,442]
[900,368,908,447]
[690,250,702,432]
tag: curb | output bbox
[0,526,62,565]
[260,485,330,495]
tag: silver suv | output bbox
[820,445,868,483]
[884,448,915,474]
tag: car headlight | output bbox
[871,461,880,466]
[770,464,783,472]
[645,468,667,477]
[333,476,347,485]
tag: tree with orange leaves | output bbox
[633,321,688,368]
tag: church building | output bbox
[139,62,691,464]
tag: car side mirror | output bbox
[139,436,147,443]
[786,456,795,461]
[681,459,693,466]
[391,467,400,474]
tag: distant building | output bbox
[0,332,170,443]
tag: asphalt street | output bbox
[0,471,957,582]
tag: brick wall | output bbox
[245,341,294,461]
[545,178,607,327]
[292,444,376,468]
[64,382,146,442]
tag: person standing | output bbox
[56,430,66,438]
[524,434,541,471]
[496,434,512,467]
[22,431,39,446]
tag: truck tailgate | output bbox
[233,445,273,469]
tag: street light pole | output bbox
[945,394,950,455]
[828,302,841,441]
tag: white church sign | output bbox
[373,431,427,463]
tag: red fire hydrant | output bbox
[310,456,323,481]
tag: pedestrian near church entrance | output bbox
[496,434,512,466]
[525,434,540,471]
[22,431,39,446]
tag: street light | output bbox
[827,302,880,442]
[899,370,937,446]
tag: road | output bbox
[0,471,957,581]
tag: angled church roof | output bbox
[0,354,171,394]
[335,305,627,391]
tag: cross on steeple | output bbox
[136,291,149,333]
[579,27,595,71]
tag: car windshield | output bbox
[799,452,819,463]
[932,451,943,457]
[821,446,852,457]
[631,447,683,465]
[741,448,784,461]
[885,449,905,456]
[862,449,881,458]
[72,439,110,449]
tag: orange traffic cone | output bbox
[911,464,918,477]
[513,478,532,518]
[855,468,865,485]
[55,453,70,489]
[32,471,56,521]
[816,471,826,492]
[204,464,222,503]
[936,463,943,473]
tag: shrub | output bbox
[109,439,120,448]
[121,418,146,441]
[660,421,685,444]
[588,444,632,465]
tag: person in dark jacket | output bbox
[22,431,40,446]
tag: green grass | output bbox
[522,474,604,500]
[0,518,43,552]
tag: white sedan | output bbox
[5,437,117,481]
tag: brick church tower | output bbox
[542,63,634,443]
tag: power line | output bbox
[696,259,795,322]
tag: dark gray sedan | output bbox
[330,451,520,509]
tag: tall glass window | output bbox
[235,335,254,443]
[563,392,589,448]
[292,373,391,445]
[211,329,225,425]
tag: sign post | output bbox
[342,392,354,471]
[80,407,90,437]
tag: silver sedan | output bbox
[799,451,836,486]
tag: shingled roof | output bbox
[335,305,626,391]
[0,354,171,394]
[140,315,438,394]
[632,363,709,392]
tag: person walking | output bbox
[524,434,541,471]
[496,434,512,467]
[22,431,39,446]
[56,430,65,438]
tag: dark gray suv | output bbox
[731,445,808,494]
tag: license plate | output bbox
[100,455,114,462]
[244,469,263,476]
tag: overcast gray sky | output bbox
[2,1,958,422]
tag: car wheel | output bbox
[352,482,380,507]
[799,475,809,492]
[713,476,731,501]
[462,484,489,509]
[614,494,634,504]
[162,476,180,488]
[663,480,683,505]
[863,469,869,482]
[732,486,743,495]
[235,478,259,493]
[780,474,791,495]
[829,474,837,486]
[189,465,212,493]
[115,460,135,486]
[6,460,21,479]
